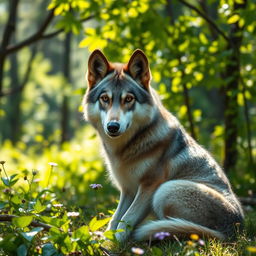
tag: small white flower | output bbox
[48,162,58,167]
[131,247,144,255]
[53,204,63,208]
[67,211,80,217]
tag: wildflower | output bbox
[154,231,170,240]
[187,240,195,246]
[190,233,199,241]
[94,231,104,238]
[198,239,205,246]
[67,211,80,217]
[89,184,103,190]
[247,246,256,253]
[48,162,58,167]
[131,247,145,255]
[53,203,63,208]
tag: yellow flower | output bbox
[187,240,195,246]
[190,234,199,241]
[247,246,256,253]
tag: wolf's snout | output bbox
[107,121,120,134]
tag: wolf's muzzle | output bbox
[107,121,120,136]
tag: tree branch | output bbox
[179,0,230,43]
[0,46,37,97]
[0,214,52,231]
[5,9,55,55]
[5,14,94,55]
[0,0,19,53]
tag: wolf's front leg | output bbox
[107,192,134,231]
[115,186,152,243]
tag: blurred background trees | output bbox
[0,0,255,193]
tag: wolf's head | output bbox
[83,49,157,139]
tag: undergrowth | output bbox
[0,129,255,255]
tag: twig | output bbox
[179,0,230,43]
[0,214,52,231]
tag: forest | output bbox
[0,0,255,255]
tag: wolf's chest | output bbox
[106,156,156,192]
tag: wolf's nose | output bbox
[107,121,120,134]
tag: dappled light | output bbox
[0,0,255,255]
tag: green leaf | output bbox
[103,230,116,241]
[17,244,27,256]
[89,217,111,232]
[73,225,90,242]
[34,200,46,213]
[42,243,60,256]
[40,216,68,228]
[199,33,208,45]
[1,177,10,186]
[11,195,22,205]
[151,246,163,256]
[0,201,6,209]
[20,227,44,242]
[227,14,240,24]
[10,174,18,180]
[60,235,72,254]
[12,216,33,228]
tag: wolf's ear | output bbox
[127,49,151,89]
[87,49,110,88]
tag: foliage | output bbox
[0,0,256,255]
[0,142,256,255]
[0,130,120,255]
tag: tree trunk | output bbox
[60,32,72,145]
[223,1,247,172]
[7,35,22,144]
[0,0,19,100]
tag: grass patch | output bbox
[0,135,255,255]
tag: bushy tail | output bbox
[133,217,225,241]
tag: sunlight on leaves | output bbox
[12,216,33,228]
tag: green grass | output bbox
[0,129,255,255]
[101,211,256,255]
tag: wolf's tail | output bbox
[133,217,225,241]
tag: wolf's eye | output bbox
[124,95,134,103]
[100,95,110,103]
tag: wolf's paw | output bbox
[115,230,128,244]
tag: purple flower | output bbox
[154,231,170,240]
[89,184,103,190]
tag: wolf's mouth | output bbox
[107,132,121,138]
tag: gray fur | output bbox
[83,50,244,243]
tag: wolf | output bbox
[82,49,244,243]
